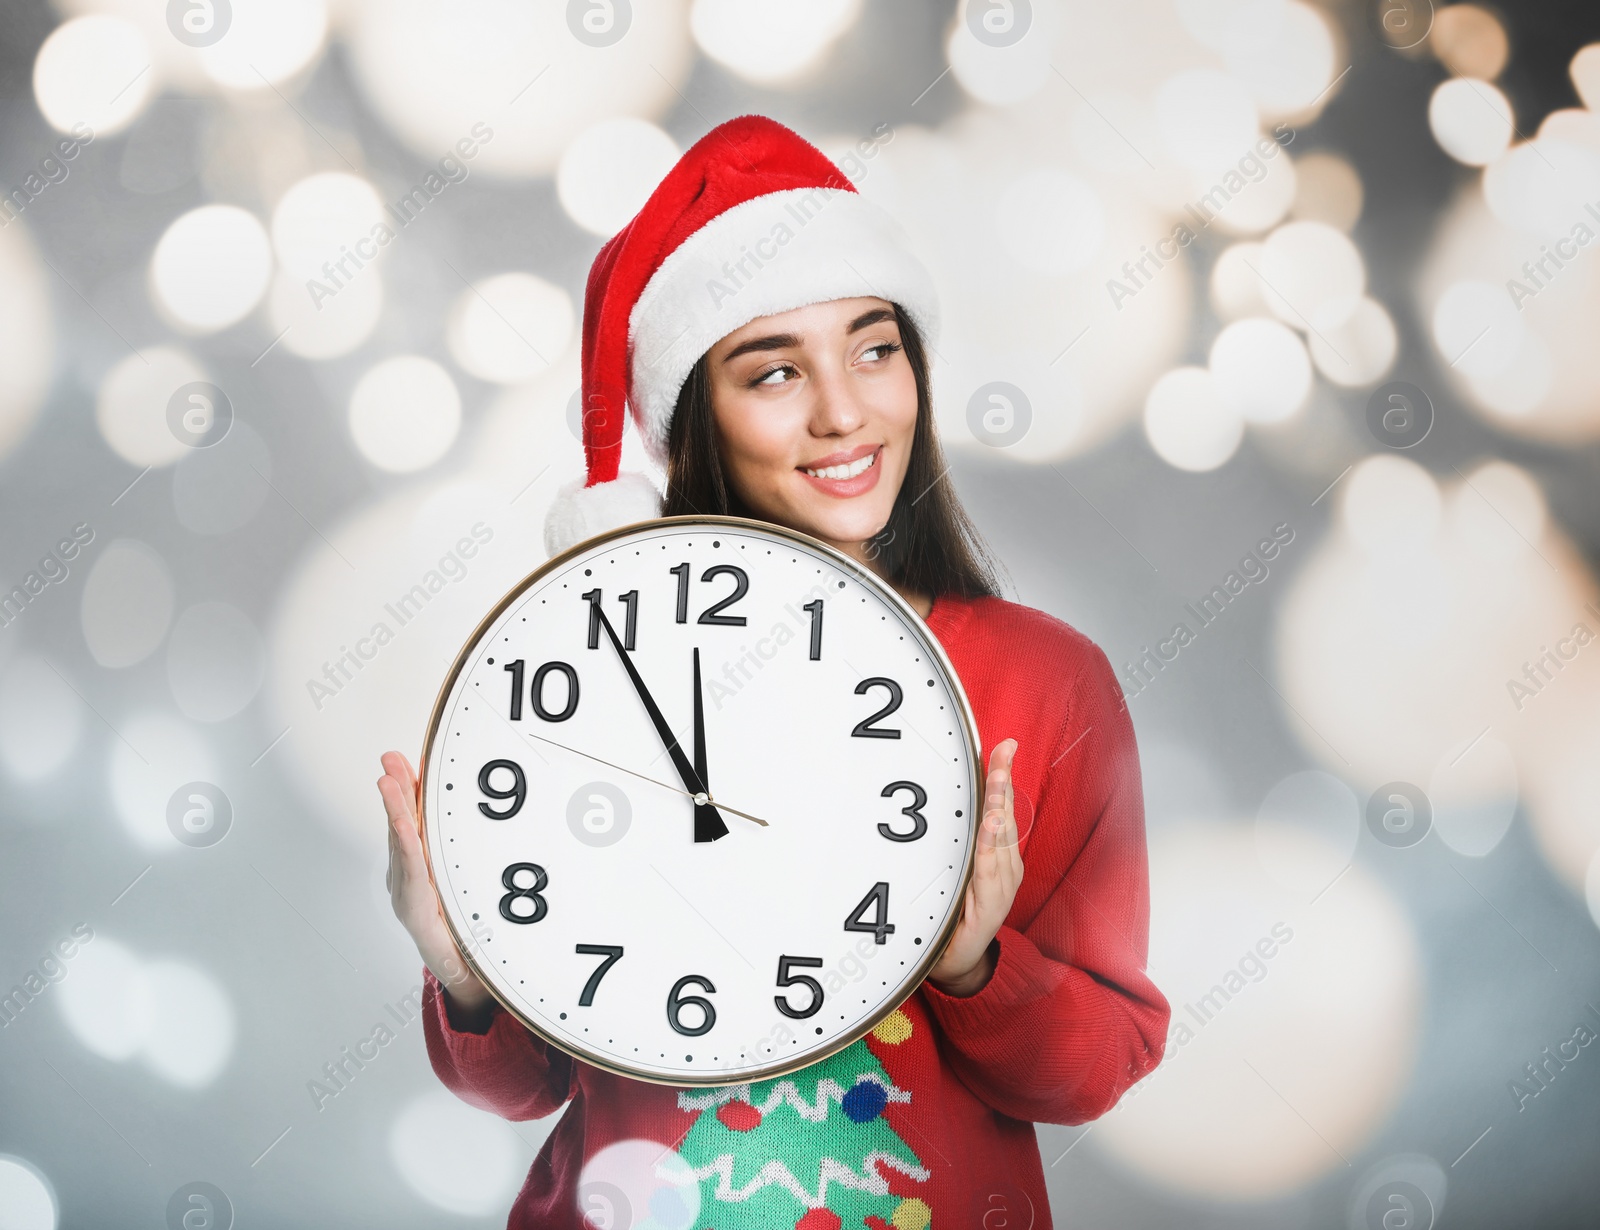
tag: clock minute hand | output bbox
[690,647,725,844]
[591,604,730,842]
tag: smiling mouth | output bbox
[801,451,878,480]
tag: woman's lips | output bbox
[797,446,882,498]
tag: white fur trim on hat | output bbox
[626,187,940,464]
[543,471,664,557]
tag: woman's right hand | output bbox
[378,749,496,1029]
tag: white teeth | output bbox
[804,452,876,480]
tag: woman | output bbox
[378,115,1169,1230]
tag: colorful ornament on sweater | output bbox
[675,1009,933,1229]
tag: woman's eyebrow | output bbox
[721,331,801,363]
[720,308,899,364]
[846,307,897,332]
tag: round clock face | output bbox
[420,516,980,1086]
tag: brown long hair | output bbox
[660,304,1003,600]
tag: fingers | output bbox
[381,751,418,819]
[378,770,414,834]
[400,752,421,810]
[983,737,1018,848]
[987,736,1019,776]
[972,738,1023,917]
[986,762,1022,901]
[377,755,476,994]
[379,763,405,820]
[387,747,418,794]
[983,738,1016,815]
[378,754,430,896]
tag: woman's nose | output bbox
[808,363,866,436]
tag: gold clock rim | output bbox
[417,513,984,1088]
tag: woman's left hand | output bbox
[926,738,1023,997]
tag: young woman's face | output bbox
[704,295,917,561]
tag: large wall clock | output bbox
[419,515,981,1087]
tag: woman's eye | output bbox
[753,364,797,387]
[861,341,902,363]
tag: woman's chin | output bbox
[784,499,894,553]
[737,480,898,555]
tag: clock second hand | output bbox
[520,729,771,828]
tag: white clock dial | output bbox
[420,516,980,1086]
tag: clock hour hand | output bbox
[591,603,730,842]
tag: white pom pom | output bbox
[543,471,663,557]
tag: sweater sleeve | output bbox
[918,643,1170,1125]
[420,966,578,1121]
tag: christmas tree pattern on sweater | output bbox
[675,1007,933,1230]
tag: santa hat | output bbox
[543,113,941,556]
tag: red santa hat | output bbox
[543,113,940,556]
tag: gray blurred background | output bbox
[2,0,1600,1226]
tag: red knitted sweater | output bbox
[420,592,1170,1230]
